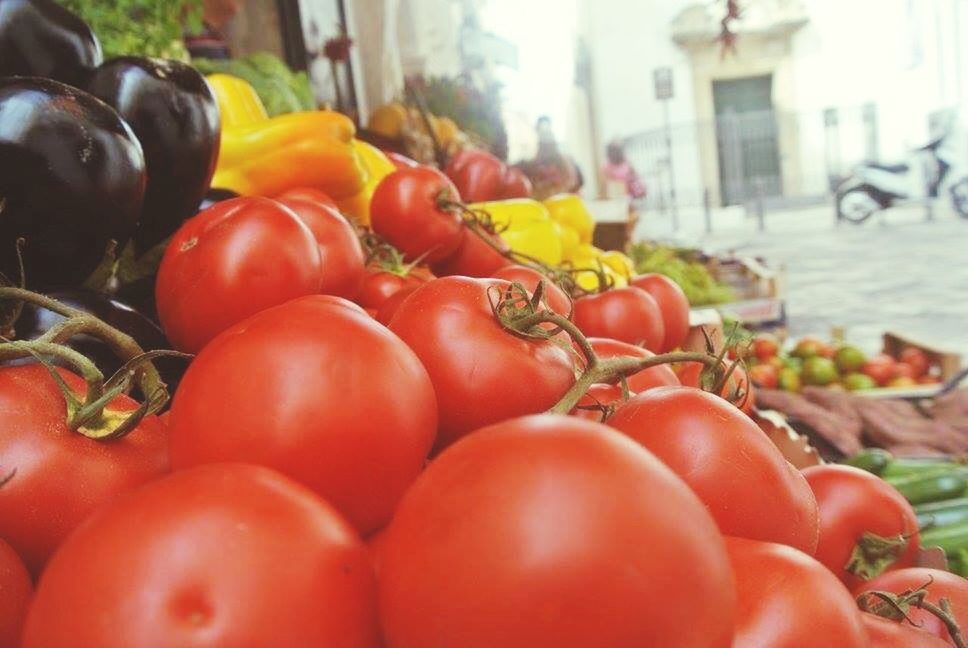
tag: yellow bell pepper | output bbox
[337,139,396,225]
[599,250,635,280]
[569,244,627,291]
[558,224,581,260]
[208,76,366,200]
[544,194,596,244]
[470,199,563,266]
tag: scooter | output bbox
[835,112,968,223]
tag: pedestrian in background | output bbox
[601,140,646,201]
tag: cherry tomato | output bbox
[861,613,950,647]
[168,295,437,536]
[854,568,968,643]
[378,415,736,648]
[629,274,690,352]
[573,287,665,350]
[802,465,919,589]
[275,195,366,299]
[725,537,868,647]
[570,383,626,422]
[586,337,680,393]
[0,364,168,576]
[900,347,930,378]
[370,166,465,263]
[748,362,779,389]
[444,149,505,202]
[608,387,819,553]
[275,186,339,210]
[389,276,575,451]
[22,464,380,647]
[751,334,780,361]
[863,354,898,387]
[499,166,533,198]
[356,269,428,312]
[490,265,572,317]
[432,226,512,278]
[0,537,31,647]
[156,197,322,353]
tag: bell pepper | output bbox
[206,73,268,128]
[599,250,635,280]
[569,244,628,291]
[337,139,396,226]
[469,199,563,266]
[209,75,365,200]
[558,224,581,260]
[544,193,595,244]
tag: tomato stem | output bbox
[857,579,966,648]
[845,531,910,580]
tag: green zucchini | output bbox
[882,459,965,480]
[888,472,968,505]
[920,521,968,554]
[915,498,968,530]
[843,448,893,475]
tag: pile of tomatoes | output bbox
[1,164,966,647]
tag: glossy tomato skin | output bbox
[573,287,665,350]
[370,166,465,263]
[378,415,736,648]
[275,195,365,299]
[490,265,572,317]
[499,166,533,198]
[444,149,504,202]
[725,537,868,648]
[0,538,31,647]
[587,337,680,393]
[861,614,950,648]
[608,387,819,553]
[802,465,919,589]
[374,286,417,326]
[0,364,168,576]
[156,197,322,353]
[432,227,512,278]
[275,186,339,210]
[629,274,690,352]
[23,464,380,648]
[854,569,968,642]
[168,295,437,536]
[356,270,425,312]
[570,383,625,422]
[389,277,575,451]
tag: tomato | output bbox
[678,360,755,413]
[168,295,437,536]
[725,537,868,648]
[432,226,512,278]
[388,277,575,451]
[490,265,572,317]
[586,337,680,393]
[156,197,322,353]
[900,347,930,378]
[0,537,31,647]
[573,287,665,350]
[629,274,690,351]
[802,465,919,589]
[748,362,779,389]
[356,269,427,312]
[0,364,168,576]
[384,151,418,169]
[570,383,626,422]
[861,614,950,647]
[275,186,339,211]
[892,361,917,380]
[608,387,819,552]
[854,569,968,643]
[23,464,380,647]
[791,336,826,359]
[374,286,417,326]
[751,334,780,361]
[444,149,505,202]
[275,195,366,299]
[378,415,736,648]
[499,166,532,198]
[863,354,898,387]
[370,166,465,263]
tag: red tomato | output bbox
[156,197,322,353]
[861,614,950,647]
[499,166,533,198]
[586,337,680,393]
[356,269,427,312]
[370,166,465,263]
[725,537,868,647]
[748,362,779,389]
[168,295,437,536]
[275,186,339,211]
[751,334,780,361]
[802,465,919,589]
[608,387,819,553]
[275,195,366,299]
[679,360,756,414]
[629,274,690,352]
[863,354,898,387]
[378,415,736,648]
[389,277,575,451]
[900,347,930,378]
[384,151,418,169]
[432,226,512,277]
[22,464,380,647]
[0,364,168,576]
[573,287,665,350]
[570,383,626,422]
[374,286,416,326]
[0,537,31,647]
[444,149,505,202]
[892,361,917,380]
[854,569,968,643]
[490,265,572,317]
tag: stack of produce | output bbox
[628,241,737,306]
[1,3,966,647]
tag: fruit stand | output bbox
[0,2,966,647]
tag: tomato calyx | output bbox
[361,232,429,278]
[846,531,915,581]
[0,287,186,440]
[857,578,967,648]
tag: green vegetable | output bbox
[882,459,966,480]
[57,0,202,60]
[915,498,968,530]
[843,448,893,475]
[627,242,735,306]
[920,520,968,554]
[887,471,968,505]
[192,53,316,117]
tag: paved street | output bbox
[635,200,968,358]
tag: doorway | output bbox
[713,75,782,206]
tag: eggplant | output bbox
[0,0,102,87]
[86,57,220,252]
[0,77,146,290]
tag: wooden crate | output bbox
[882,331,962,381]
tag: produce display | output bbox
[628,241,736,306]
[1,2,966,647]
